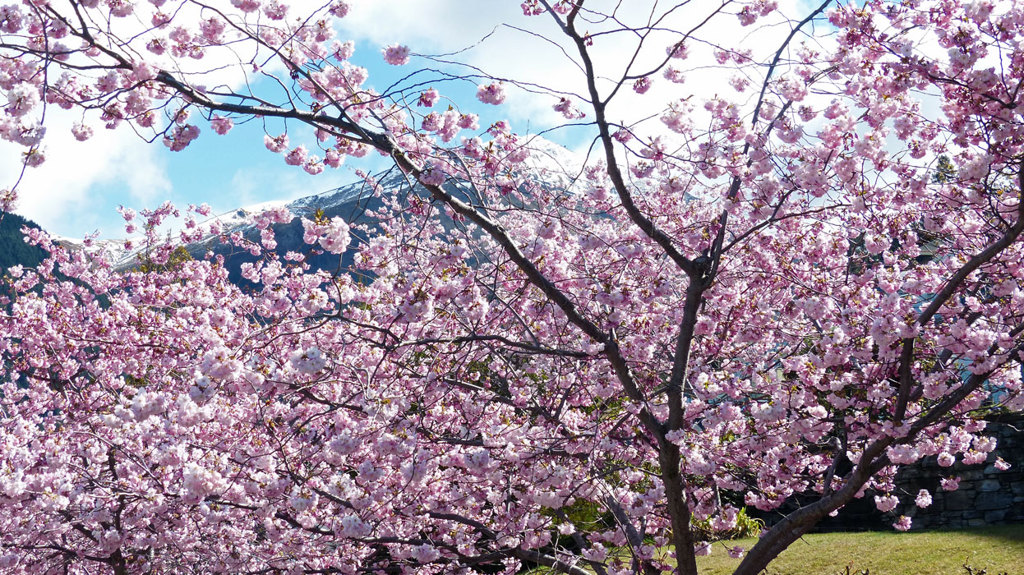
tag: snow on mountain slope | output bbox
[205,136,584,238]
[55,137,585,272]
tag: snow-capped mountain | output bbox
[47,137,584,281]
[192,137,585,284]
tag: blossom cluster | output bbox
[1,0,1024,574]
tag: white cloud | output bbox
[339,0,816,139]
[1,1,832,238]
[1,108,171,238]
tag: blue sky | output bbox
[5,37,495,239]
[3,1,569,239]
[2,0,810,240]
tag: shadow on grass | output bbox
[937,524,1024,544]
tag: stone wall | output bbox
[757,413,1024,532]
[895,413,1024,530]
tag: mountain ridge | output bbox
[36,136,585,284]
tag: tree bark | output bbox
[661,443,699,575]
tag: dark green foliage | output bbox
[932,155,956,184]
[0,212,45,273]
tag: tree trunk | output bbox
[732,441,889,575]
[661,443,699,575]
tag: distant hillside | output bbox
[196,172,394,287]
[13,138,581,289]
[198,138,583,287]
[0,212,45,273]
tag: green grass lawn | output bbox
[694,525,1024,575]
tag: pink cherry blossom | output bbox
[382,43,410,65]
[22,147,44,166]
[162,124,199,151]
[199,17,226,42]
[210,116,233,135]
[328,2,349,18]
[5,84,39,117]
[264,133,289,153]
[303,155,324,175]
[231,0,261,13]
[664,66,686,83]
[553,97,584,119]
[417,88,439,107]
[893,516,912,532]
[521,1,545,16]
[874,494,899,512]
[418,163,446,186]
[458,113,479,130]
[71,123,93,141]
[284,145,308,166]
[2,2,1023,575]
[476,81,506,105]
[915,489,932,508]
[667,41,688,59]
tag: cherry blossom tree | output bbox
[2,1,1024,574]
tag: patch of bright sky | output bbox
[5,1,556,239]
[5,0,821,240]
